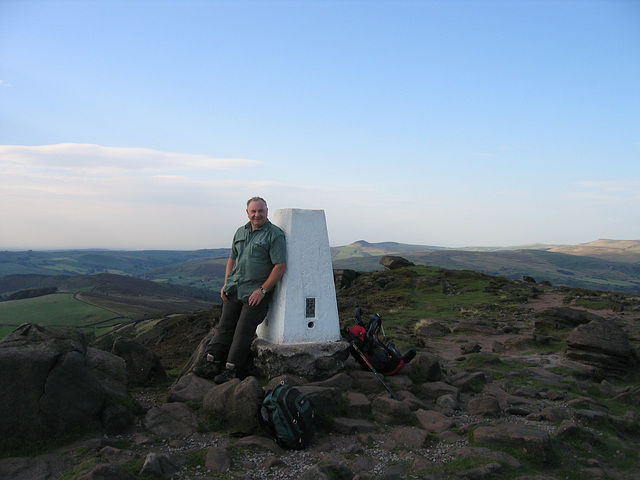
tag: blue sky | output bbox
[1,0,639,250]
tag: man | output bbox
[194,197,287,384]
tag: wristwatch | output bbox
[260,287,268,294]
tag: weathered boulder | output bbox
[307,371,353,390]
[391,426,429,447]
[346,391,371,418]
[203,376,264,435]
[0,454,77,480]
[387,374,414,392]
[555,419,603,446]
[334,269,359,290]
[168,372,215,403]
[450,371,487,391]
[525,366,566,387]
[348,370,387,394]
[412,352,443,382]
[539,406,572,424]
[414,320,451,339]
[300,463,354,480]
[397,390,428,411]
[142,402,198,438]
[456,462,503,480]
[455,446,521,468]
[139,452,187,478]
[0,323,113,441]
[379,255,415,269]
[535,307,603,334]
[86,346,128,397]
[418,381,460,401]
[460,342,482,354]
[473,422,555,464]
[234,434,285,454]
[436,393,460,412]
[102,403,137,435]
[332,417,377,434]
[467,396,502,418]
[205,446,233,473]
[371,396,414,425]
[297,385,344,417]
[112,337,166,385]
[566,318,637,378]
[415,409,455,432]
[77,463,137,480]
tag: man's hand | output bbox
[220,286,228,301]
[248,288,266,306]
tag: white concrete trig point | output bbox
[257,208,341,344]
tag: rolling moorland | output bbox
[0,239,638,341]
[1,257,640,479]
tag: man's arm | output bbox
[262,262,287,292]
[248,262,287,306]
[220,258,236,300]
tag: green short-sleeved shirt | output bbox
[224,220,286,300]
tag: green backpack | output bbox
[260,382,316,449]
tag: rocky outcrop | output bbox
[535,306,603,334]
[2,295,640,480]
[532,306,639,380]
[566,318,637,378]
[0,323,128,442]
[142,402,199,438]
[334,269,360,290]
[111,337,167,385]
[203,376,265,435]
[253,338,351,380]
[0,454,77,480]
[380,255,415,269]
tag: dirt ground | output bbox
[421,293,640,367]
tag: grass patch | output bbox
[0,293,127,340]
[369,267,538,326]
[457,353,502,369]
[415,448,547,480]
[555,431,640,478]
[57,460,103,480]
[185,448,208,469]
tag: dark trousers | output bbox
[208,291,270,371]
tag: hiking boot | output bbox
[192,356,220,380]
[213,367,236,385]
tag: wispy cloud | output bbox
[0,143,261,175]
[0,143,369,248]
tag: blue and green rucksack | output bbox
[260,382,315,449]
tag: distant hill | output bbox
[546,239,640,262]
[331,239,640,294]
[2,239,639,296]
[0,249,230,291]
[331,240,446,260]
[0,249,230,278]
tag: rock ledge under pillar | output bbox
[252,338,351,381]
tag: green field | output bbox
[0,293,129,340]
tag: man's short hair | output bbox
[247,196,267,208]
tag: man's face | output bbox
[246,200,268,230]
